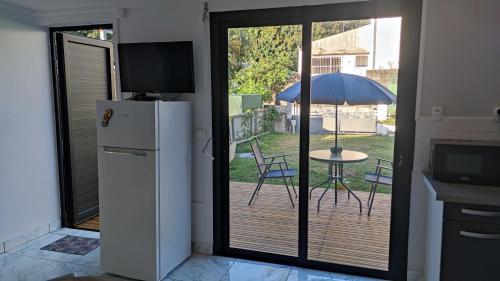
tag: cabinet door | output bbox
[441,221,500,281]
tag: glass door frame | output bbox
[211,1,422,280]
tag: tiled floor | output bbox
[0,228,384,281]
[0,228,100,281]
[167,256,383,281]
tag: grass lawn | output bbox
[230,132,394,193]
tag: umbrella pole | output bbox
[335,104,338,149]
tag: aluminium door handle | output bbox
[461,209,500,217]
[460,231,500,239]
[103,147,147,157]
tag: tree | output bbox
[229,25,302,102]
[65,29,114,41]
[228,20,370,102]
[312,20,370,41]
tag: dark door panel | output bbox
[55,32,116,224]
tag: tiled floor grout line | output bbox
[167,276,184,281]
[8,251,96,269]
[4,249,379,281]
[5,231,57,253]
[7,232,68,254]
[5,232,56,253]
[217,258,237,281]
[4,230,118,280]
[9,247,103,279]
[7,230,101,268]
[283,266,293,281]
[9,252,62,263]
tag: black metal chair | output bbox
[248,138,297,208]
[365,157,393,216]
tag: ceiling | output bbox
[2,0,164,11]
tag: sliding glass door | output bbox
[307,18,401,271]
[211,1,421,280]
[227,24,302,257]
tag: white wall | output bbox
[418,0,500,117]
[0,8,60,243]
[118,0,215,250]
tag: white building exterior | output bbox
[297,17,401,121]
[299,17,402,75]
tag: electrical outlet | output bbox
[431,106,443,121]
[493,106,500,123]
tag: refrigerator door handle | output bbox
[103,146,148,157]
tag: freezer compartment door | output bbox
[98,146,158,280]
[97,100,158,150]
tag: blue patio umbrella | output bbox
[276,73,396,151]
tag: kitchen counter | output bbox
[423,172,500,281]
[423,172,500,206]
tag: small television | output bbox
[118,41,195,93]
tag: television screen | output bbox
[118,41,195,93]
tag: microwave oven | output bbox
[430,139,500,186]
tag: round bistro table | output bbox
[309,149,368,213]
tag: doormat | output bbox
[41,235,100,255]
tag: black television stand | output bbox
[130,92,158,101]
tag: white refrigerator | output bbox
[96,100,191,281]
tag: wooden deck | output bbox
[75,215,100,231]
[230,182,391,270]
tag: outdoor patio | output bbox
[230,181,391,271]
